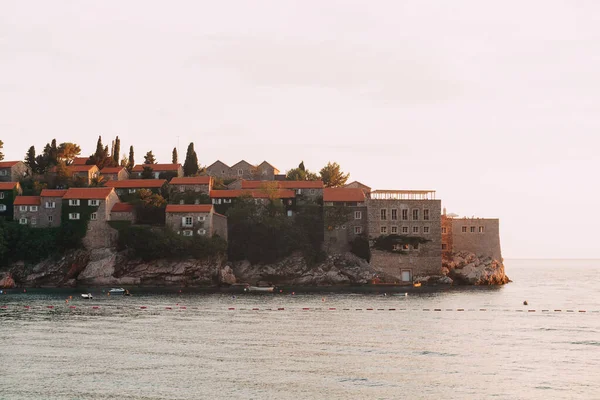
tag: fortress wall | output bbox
[451,218,502,261]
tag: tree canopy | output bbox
[183,143,199,176]
[172,147,178,164]
[319,162,349,188]
[286,161,319,181]
[143,151,156,164]
[0,140,4,161]
[57,142,81,165]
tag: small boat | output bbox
[81,293,93,299]
[413,282,422,288]
[108,288,126,295]
[244,286,275,293]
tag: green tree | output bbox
[113,136,121,164]
[57,142,81,165]
[0,140,3,161]
[172,147,178,164]
[24,146,37,174]
[286,161,320,181]
[319,162,349,188]
[183,143,199,176]
[88,136,115,169]
[144,151,156,164]
[127,146,135,172]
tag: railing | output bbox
[370,190,436,200]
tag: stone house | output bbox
[209,189,296,216]
[367,190,442,282]
[39,189,67,227]
[165,204,227,240]
[70,165,100,185]
[62,187,120,249]
[205,160,279,181]
[0,161,30,182]
[343,181,371,195]
[110,202,135,222]
[322,188,368,253]
[14,196,41,227]
[168,176,213,204]
[131,164,183,179]
[205,160,231,179]
[0,182,22,221]
[100,166,129,181]
[230,160,257,180]
[449,217,502,261]
[241,180,324,203]
[105,179,167,199]
[256,161,280,180]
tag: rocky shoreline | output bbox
[0,249,509,289]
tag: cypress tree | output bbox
[183,143,199,176]
[172,147,178,164]
[25,146,37,174]
[113,136,121,163]
[128,146,135,171]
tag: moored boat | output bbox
[81,293,93,299]
[108,288,125,295]
[244,286,275,293]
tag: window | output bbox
[479,226,485,233]
[462,226,467,233]
[128,189,137,194]
[381,226,387,234]
[391,226,398,234]
[69,213,80,220]
[354,211,362,220]
[179,186,185,192]
[30,206,38,212]
[412,226,419,234]
[31,217,37,225]
[48,216,53,223]
[194,186,200,192]
[354,226,362,234]
[224,199,232,204]
[69,199,80,206]
[412,209,419,220]
[402,226,408,234]
[19,218,27,224]
[90,213,97,221]
[441,227,447,234]
[296,189,302,195]
[183,230,193,237]
[179,200,185,205]
[0,204,5,211]
[0,192,4,199]
[470,226,476,233]
[442,243,447,250]
[287,210,293,217]
[198,216,206,221]
[413,243,419,250]
[380,209,387,220]
[183,217,193,227]
[423,226,430,234]
[197,229,206,235]
[310,189,315,195]
[391,209,398,220]
[402,244,409,250]
[194,199,200,205]
[401,209,408,220]
[237,169,243,176]
[423,209,430,221]
[45,201,56,209]
[20,206,27,212]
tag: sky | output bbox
[1,1,599,258]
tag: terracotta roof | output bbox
[105,179,166,189]
[0,182,19,190]
[165,204,213,213]
[131,163,181,172]
[111,203,134,212]
[50,165,97,173]
[40,189,68,197]
[242,180,323,189]
[0,161,20,168]
[14,196,41,205]
[72,157,90,165]
[63,187,114,200]
[100,167,126,174]
[169,176,212,185]
[210,189,295,199]
[323,188,366,203]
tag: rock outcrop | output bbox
[443,251,510,285]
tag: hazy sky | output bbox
[1,1,598,258]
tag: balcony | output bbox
[370,190,436,200]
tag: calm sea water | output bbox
[1,259,599,400]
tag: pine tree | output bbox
[183,143,199,176]
[319,161,350,188]
[144,151,156,164]
[24,146,37,174]
[172,147,178,164]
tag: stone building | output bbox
[68,165,100,185]
[322,188,368,253]
[0,182,22,221]
[100,166,130,181]
[130,164,183,179]
[0,161,30,182]
[210,189,295,216]
[62,187,120,249]
[165,204,227,240]
[205,160,279,181]
[441,214,453,257]
[110,202,135,222]
[105,179,166,198]
[40,189,67,227]
[168,176,212,204]
[343,181,371,194]
[449,217,502,261]
[14,196,41,227]
[367,190,442,282]
[241,180,324,203]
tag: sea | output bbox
[0,259,599,400]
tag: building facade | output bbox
[450,217,502,261]
[168,176,212,204]
[205,160,279,181]
[131,164,183,179]
[14,196,41,227]
[0,182,22,221]
[100,167,130,181]
[322,188,368,253]
[165,204,227,240]
[105,179,166,199]
[40,189,67,227]
[0,161,30,182]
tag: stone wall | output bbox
[441,215,453,257]
[14,206,39,226]
[451,218,502,261]
[212,213,228,241]
[323,205,368,253]
[370,249,442,281]
[40,196,63,227]
[82,192,120,249]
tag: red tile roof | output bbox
[0,182,19,190]
[69,165,97,173]
[63,187,114,200]
[72,157,90,165]
[14,196,41,205]
[105,179,166,189]
[210,189,295,199]
[242,180,323,189]
[0,161,20,168]
[131,164,181,172]
[165,204,213,213]
[169,176,212,185]
[100,167,126,174]
[323,188,366,203]
[111,203,134,212]
[40,189,68,197]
